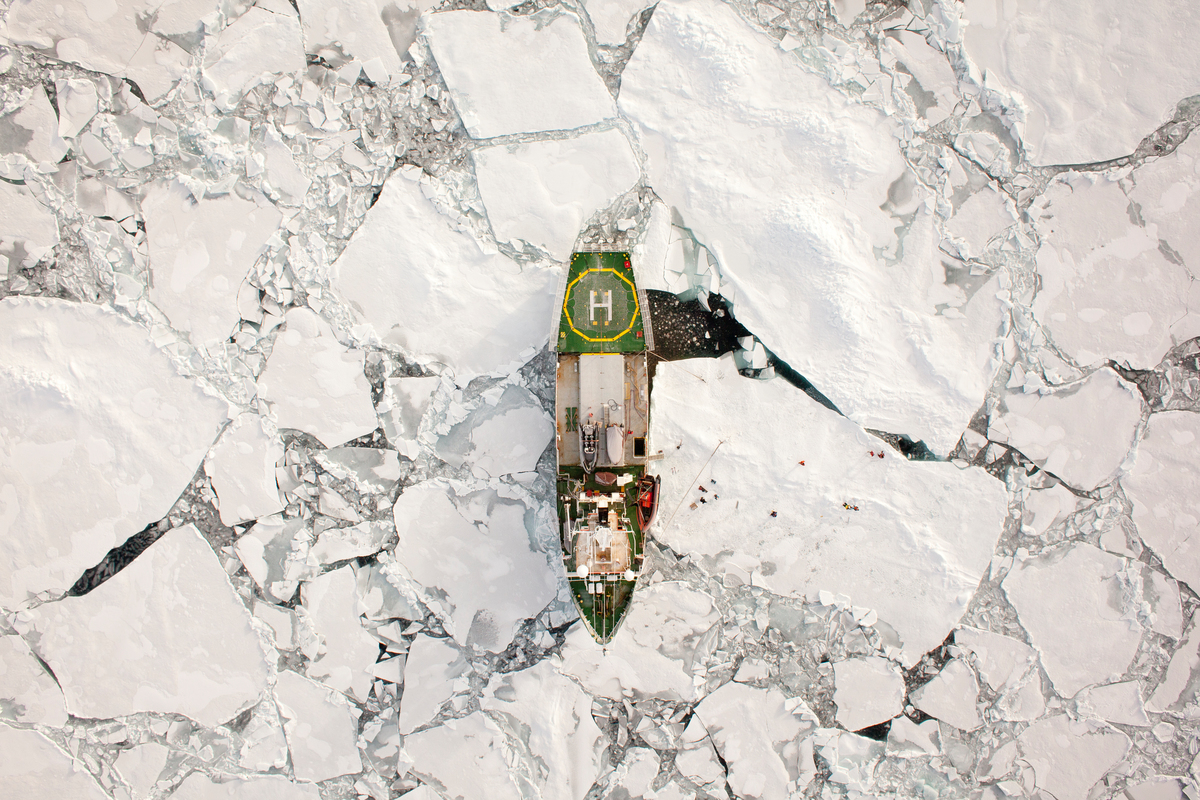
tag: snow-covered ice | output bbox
[961,0,1200,164]
[1017,714,1130,800]
[651,357,1005,660]
[583,0,650,45]
[422,10,616,138]
[274,669,363,783]
[206,412,284,526]
[1077,681,1151,727]
[0,182,57,273]
[26,525,271,726]
[398,634,466,734]
[472,128,640,260]
[832,656,905,732]
[332,173,558,379]
[909,657,981,731]
[302,565,380,700]
[621,0,1007,454]
[391,481,557,652]
[296,0,405,83]
[0,724,109,799]
[0,633,68,726]
[988,368,1143,491]
[1002,543,1141,697]
[955,626,1045,722]
[1124,411,1200,594]
[436,385,554,478]
[143,180,281,345]
[0,298,228,607]
[403,712,523,800]
[115,742,168,799]
[172,772,321,800]
[256,307,378,447]
[203,2,307,112]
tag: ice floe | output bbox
[0,724,109,799]
[955,626,1045,722]
[378,376,440,458]
[651,357,1005,660]
[1124,411,1200,594]
[206,412,284,526]
[332,172,558,379]
[621,0,1006,454]
[422,10,616,138]
[832,656,904,732]
[203,1,307,112]
[398,634,466,734]
[1077,680,1150,727]
[256,307,378,447]
[961,0,1200,164]
[403,712,523,800]
[472,128,640,260]
[909,657,981,731]
[582,0,650,45]
[0,182,58,272]
[274,669,363,783]
[391,481,557,652]
[0,633,68,726]
[0,298,228,607]
[302,565,379,700]
[25,524,271,726]
[1002,543,1141,697]
[296,0,406,84]
[172,771,321,800]
[143,180,281,345]
[1017,714,1130,800]
[988,368,1143,491]
[435,385,554,478]
[114,742,168,799]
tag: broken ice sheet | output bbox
[172,771,321,800]
[26,525,272,727]
[651,357,1005,661]
[378,375,440,457]
[1017,713,1130,800]
[0,633,68,726]
[0,724,109,799]
[202,0,306,111]
[398,634,466,734]
[480,656,607,800]
[620,0,1007,454]
[205,412,285,526]
[955,626,1046,722]
[403,712,523,800]
[1124,409,1200,596]
[143,180,282,345]
[1002,543,1141,697]
[560,580,719,702]
[115,742,169,800]
[0,181,58,272]
[296,0,407,83]
[832,656,904,732]
[472,128,641,261]
[0,86,69,168]
[909,657,981,732]
[391,481,557,652]
[988,368,1143,492]
[0,297,229,607]
[302,564,380,700]
[332,172,558,379]
[435,384,554,478]
[961,0,1200,165]
[256,307,378,447]
[582,0,651,45]
[422,10,616,138]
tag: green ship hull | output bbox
[555,252,657,644]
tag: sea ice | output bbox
[988,368,1143,492]
[883,29,958,125]
[0,86,68,168]
[693,681,815,800]
[0,633,68,726]
[909,658,981,731]
[398,635,466,734]
[472,128,640,260]
[53,78,97,139]
[203,2,307,111]
[832,657,905,732]
[143,180,282,345]
[311,520,391,564]
[886,717,939,758]
[961,0,1200,164]
[235,515,311,602]
[274,669,363,783]
[0,724,109,799]
[436,385,554,478]
[114,742,168,799]
[172,772,321,800]
[607,747,660,798]
[944,186,1014,260]
[560,580,720,702]
[1077,681,1150,727]
[1017,714,1130,800]
[0,298,228,607]
[650,357,1005,661]
[313,447,401,494]
[1124,412,1200,595]
[955,627,1045,722]
[26,525,271,727]
[332,173,558,379]
[296,0,405,83]
[378,376,440,457]
[256,307,378,447]
[582,0,650,44]
[1031,173,1196,368]
[1002,543,1141,697]
[676,718,727,794]
[422,10,616,138]
[404,713,523,800]
[1128,133,1200,300]
[481,657,607,800]
[303,565,380,700]
[0,181,58,272]
[206,412,284,526]
[391,482,557,652]
[620,0,1006,455]
[1148,622,1200,713]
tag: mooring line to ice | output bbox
[662,440,724,533]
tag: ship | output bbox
[555,251,660,644]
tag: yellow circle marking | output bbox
[563,267,641,343]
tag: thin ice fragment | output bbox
[274,669,363,783]
[206,413,285,526]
